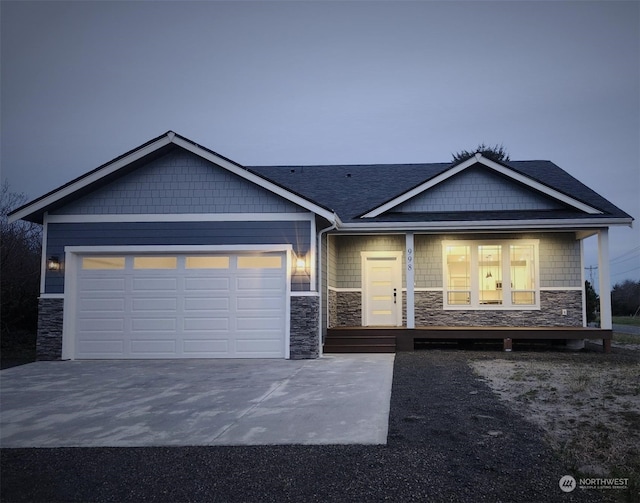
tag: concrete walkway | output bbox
[0,355,394,448]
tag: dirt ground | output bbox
[470,344,640,499]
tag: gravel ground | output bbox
[1,351,610,502]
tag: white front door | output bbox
[362,252,402,326]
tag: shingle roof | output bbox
[8,130,632,228]
[249,160,632,223]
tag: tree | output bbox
[1,181,42,342]
[451,143,511,164]
[585,280,599,323]
[611,279,640,316]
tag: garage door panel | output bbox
[77,318,125,331]
[235,340,283,356]
[236,296,283,310]
[130,340,177,354]
[79,298,125,312]
[132,277,178,291]
[79,278,126,294]
[77,340,125,355]
[184,297,229,311]
[131,318,177,331]
[183,318,229,330]
[76,252,286,359]
[183,339,230,354]
[132,298,178,311]
[236,276,284,291]
[236,316,284,330]
[185,277,230,291]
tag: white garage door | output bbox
[75,253,287,359]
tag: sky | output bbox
[1,0,639,287]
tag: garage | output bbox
[73,252,288,359]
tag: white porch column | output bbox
[406,233,415,328]
[598,229,612,329]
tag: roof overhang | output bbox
[8,131,338,225]
[337,217,633,232]
[360,153,604,218]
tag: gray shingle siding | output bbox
[51,150,305,215]
[44,221,311,293]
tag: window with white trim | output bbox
[442,240,539,309]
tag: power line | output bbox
[611,266,640,278]
[610,246,640,264]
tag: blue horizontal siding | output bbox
[45,221,311,293]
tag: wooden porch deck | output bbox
[324,326,613,354]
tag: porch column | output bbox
[598,229,612,330]
[406,233,415,328]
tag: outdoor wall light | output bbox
[296,257,306,273]
[47,256,61,271]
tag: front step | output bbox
[323,332,396,354]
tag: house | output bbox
[8,131,633,360]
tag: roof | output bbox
[250,157,633,227]
[8,131,633,231]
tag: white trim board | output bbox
[540,287,583,291]
[64,244,294,254]
[340,217,630,231]
[46,213,316,223]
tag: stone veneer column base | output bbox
[36,298,64,360]
[290,295,319,359]
[331,291,362,327]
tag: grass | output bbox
[614,332,640,345]
[471,353,640,502]
[613,316,640,327]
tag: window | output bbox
[237,255,282,269]
[443,240,539,309]
[82,257,125,270]
[444,245,470,305]
[185,256,229,269]
[510,244,536,305]
[133,256,177,269]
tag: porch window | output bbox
[510,244,536,305]
[443,240,539,309]
[445,245,471,305]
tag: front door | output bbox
[362,252,402,326]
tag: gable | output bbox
[9,131,336,224]
[393,165,565,214]
[50,149,306,216]
[359,154,607,219]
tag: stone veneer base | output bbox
[329,290,583,328]
[290,295,320,359]
[36,298,64,360]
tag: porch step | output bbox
[323,330,397,354]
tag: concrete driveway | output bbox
[0,354,394,448]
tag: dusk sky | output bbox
[1,1,638,285]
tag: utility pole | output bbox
[585,265,597,285]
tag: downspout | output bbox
[317,217,338,357]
